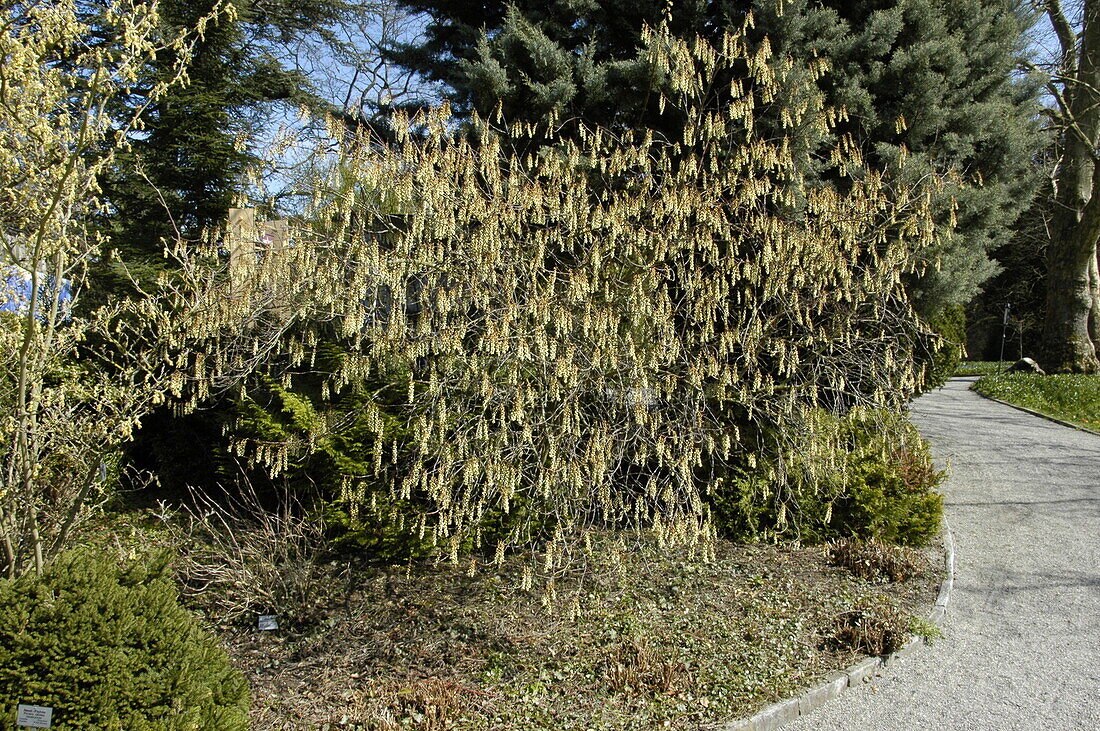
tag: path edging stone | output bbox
[714,524,955,731]
[969,386,1100,436]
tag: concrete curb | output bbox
[968,386,1100,437]
[715,525,955,731]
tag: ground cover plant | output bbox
[165,531,942,730]
[972,373,1100,429]
[954,361,1009,377]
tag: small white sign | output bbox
[257,614,278,631]
[17,704,53,728]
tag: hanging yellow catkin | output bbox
[203,21,944,574]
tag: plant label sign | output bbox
[258,614,278,631]
[16,704,53,728]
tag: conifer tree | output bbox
[94,0,348,294]
[0,0,300,577]
[94,0,425,503]
[389,0,1042,317]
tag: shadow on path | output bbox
[784,378,1100,731]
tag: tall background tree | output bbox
[92,0,374,294]
[1034,0,1100,372]
[389,0,1042,324]
[965,172,1055,361]
[0,0,294,577]
[89,0,429,501]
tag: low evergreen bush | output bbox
[712,408,944,546]
[923,305,967,389]
[127,344,438,563]
[0,549,249,730]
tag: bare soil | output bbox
[212,536,943,730]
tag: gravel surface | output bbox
[785,376,1100,730]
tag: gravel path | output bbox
[784,376,1100,730]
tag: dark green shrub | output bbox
[835,436,944,546]
[131,342,554,563]
[126,339,440,562]
[0,549,249,730]
[922,304,967,390]
[711,408,944,546]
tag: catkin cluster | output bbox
[195,22,940,563]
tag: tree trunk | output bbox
[1042,0,1100,373]
[1091,247,1100,349]
[1043,207,1100,372]
[1044,130,1100,372]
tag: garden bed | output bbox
[208,537,944,730]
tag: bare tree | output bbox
[247,1,439,213]
[273,1,437,130]
[1039,0,1100,371]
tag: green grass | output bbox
[953,361,1010,377]
[972,373,1100,430]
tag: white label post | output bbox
[16,704,53,728]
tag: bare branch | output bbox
[1046,0,1079,74]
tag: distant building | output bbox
[1,265,72,317]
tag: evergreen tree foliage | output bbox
[94,0,347,295]
[774,0,1042,317]
[128,345,437,560]
[389,0,1042,316]
[0,548,250,729]
[967,167,1053,360]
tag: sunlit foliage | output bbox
[1,2,944,579]
[208,20,944,566]
[0,0,246,578]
